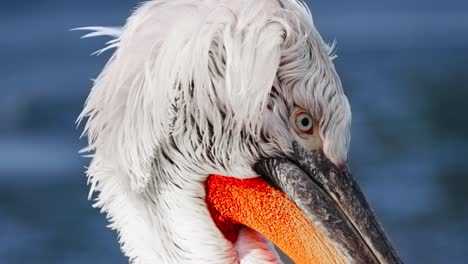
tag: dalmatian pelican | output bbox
[77,0,403,263]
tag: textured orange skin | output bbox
[206,175,346,264]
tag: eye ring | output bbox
[293,111,314,135]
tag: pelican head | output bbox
[78,0,402,263]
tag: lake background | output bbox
[1,0,467,263]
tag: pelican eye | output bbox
[293,111,314,135]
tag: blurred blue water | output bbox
[1,0,467,263]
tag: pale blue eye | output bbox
[295,112,313,133]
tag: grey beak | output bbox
[254,142,403,264]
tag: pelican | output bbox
[78,0,402,263]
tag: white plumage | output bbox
[77,0,351,263]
